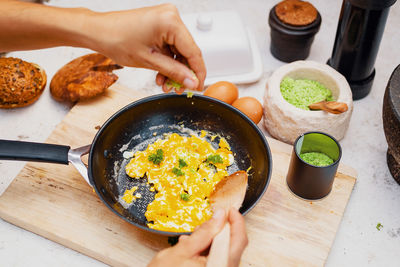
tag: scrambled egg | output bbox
[124,132,233,232]
[121,186,138,204]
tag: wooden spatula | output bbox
[309,101,348,114]
[206,171,248,267]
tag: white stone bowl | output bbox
[263,60,353,144]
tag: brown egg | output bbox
[203,81,239,104]
[232,97,263,124]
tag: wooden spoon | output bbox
[206,171,248,267]
[309,101,348,114]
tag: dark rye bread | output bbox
[50,53,122,102]
[0,57,47,109]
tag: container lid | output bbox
[182,10,263,85]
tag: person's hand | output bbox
[90,4,206,93]
[148,208,248,267]
[0,2,205,93]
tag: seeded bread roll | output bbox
[0,57,47,109]
[50,53,122,102]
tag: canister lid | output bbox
[275,0,318,26]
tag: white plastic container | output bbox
[182,10,263,85]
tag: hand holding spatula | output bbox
[206,171,248,267]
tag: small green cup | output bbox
[286,132,342,200]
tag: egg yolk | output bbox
[124,132,233,232]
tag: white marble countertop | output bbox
[1,0,400,266]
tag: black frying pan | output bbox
[0,93,272,235]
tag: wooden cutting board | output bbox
[0,84,356,267]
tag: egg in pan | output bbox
[123,131,234,232]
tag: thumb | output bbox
[147,52,199,90]
[175,209,226,256]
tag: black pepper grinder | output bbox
[327,0,397,100]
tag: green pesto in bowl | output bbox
[299,152,334,167]
[280,77,334,110]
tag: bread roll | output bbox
[50,53,122,102]
[0,57,47,109]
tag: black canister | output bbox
[327,0,397,100]
[286,132,342,200]
[268,3,321,62]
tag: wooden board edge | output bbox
[0,210,131,267]
[322,176,356,266]
[338,164,358,180]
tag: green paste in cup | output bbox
[299,152,334,167]
[280,77,334,110]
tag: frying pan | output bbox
[0,93,272,235]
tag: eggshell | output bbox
[232,97,263,124]
[204,81,239,104]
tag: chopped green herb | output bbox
[165,79,182,91]
[280,77,334,110]
[187,91,194,98]
[300,152,334,167]
[180,193,190,201]
[206,154,223,164]
[376,222,383,231]
[172,167,184,176]
[148,149,164,164]
[179,159,188,168]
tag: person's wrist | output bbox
[69,8,103,51]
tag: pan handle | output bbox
[0,139,70,164]
[0,140,92,187]
[68,145,91,186]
